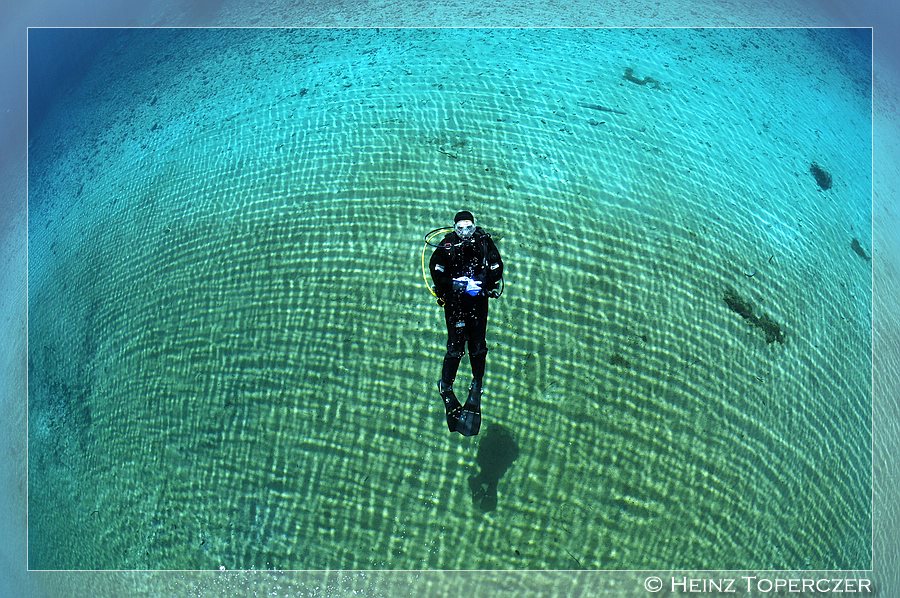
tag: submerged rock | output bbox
[756,313,786,345]
[723,287,754,321]
[609,353,631,368]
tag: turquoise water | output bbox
[28,28,871,570]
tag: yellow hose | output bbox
[422,227,453,298]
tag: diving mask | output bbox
[455,221,476,240]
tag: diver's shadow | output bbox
[468,424,519,512]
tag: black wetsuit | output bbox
[429,227,504,388]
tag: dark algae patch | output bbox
[810,162,832,190]
[850,238,871,261]
[723,288,754,321]
[723,286,786,344]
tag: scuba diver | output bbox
[428,210,504,436]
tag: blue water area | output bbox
[27,27,871,571]
[27,28,118,134]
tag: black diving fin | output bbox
[438,380,462,432]
[454,379,482,437]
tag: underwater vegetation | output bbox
[850,238,871,261]
[810,162,832,190]
[623,67,662,89]
[469,424,519,513]
[723,286,786,345]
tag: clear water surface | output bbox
[27,28,872,570]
